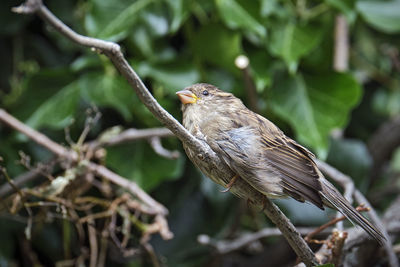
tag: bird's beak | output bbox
[176,90,198,104]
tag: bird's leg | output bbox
[221,174,239,193]
[246,196,267,211]
[261,195,267,211]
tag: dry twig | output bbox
[198,227,331,254]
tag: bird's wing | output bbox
[209,123,324,209]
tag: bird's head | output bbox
[176,83,237,109]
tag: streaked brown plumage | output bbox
[177,83,385,244]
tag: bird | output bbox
[176,83,386,244]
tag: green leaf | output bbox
[356,0,400,33]
[391,148,400,172]
[140,4,170,37]
[10,69,75,121]
[79,72,136,121]
[85,0,155,40]
[316,264,335,267]
[270,75,324,154]
[260,0,279,17]
[327,138,372,184]
[106,142,184,191]
[269,23,324,73]
[215,0,266,38]
[269,73,361,157]
[135,61,200,92]
[372,89,400,117]
[248,49,274,92]
[165,0,189,33]
[191,23,242,72]
[324,0,356,23]
[70,55,102,72]
[26,82,80,129]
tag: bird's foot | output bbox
[246,196,267,211]
[220,174,239,193]
[261,195,267,211]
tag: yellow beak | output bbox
[176,90,198,104]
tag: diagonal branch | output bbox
[11,1,318,265]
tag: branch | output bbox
[198,227,330,254]
[0,108,167,216]
[148,137,180,160]
[262,199,318,265]
[0,109,74,160]
[368,115,400,183]
[88,127,174,150]
[11,1,319,265]
[0,162,52,198]
[315,159,399,267]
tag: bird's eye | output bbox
[202,90,209,96]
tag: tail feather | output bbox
[320,178,386,245]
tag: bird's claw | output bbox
[220,174,239,193]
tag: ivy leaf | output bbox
[324,0,356,24]
[327,138,372,185]
[85,0,155,40]
[269,23,324,73]
[269,72,361,157]
[135,61,200,92]
[26,82,80,129]
[79,72,136,121]
[106,142,184,191]
[190,23,242,72]
[216,0,266,38]
[357,0,400,34]
[165,0,189,33]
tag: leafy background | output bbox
[1,0,400,266]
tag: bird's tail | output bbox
[319,178,386,245]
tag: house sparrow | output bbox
[177,83,385,244]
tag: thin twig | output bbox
[142,243,160,267]
[89,127,174,150]
[0,109,74,160]
[148,137,180,159]
[305,205,369,243]
[198,227,331,254]
[87,219,98,267]
[86,162,168,216]
[0,166,34,239]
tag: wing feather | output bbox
[207,113,324,209]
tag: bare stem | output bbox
[263,199,319,266]
[334,15,349,72]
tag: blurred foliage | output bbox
[1,0,400,266]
